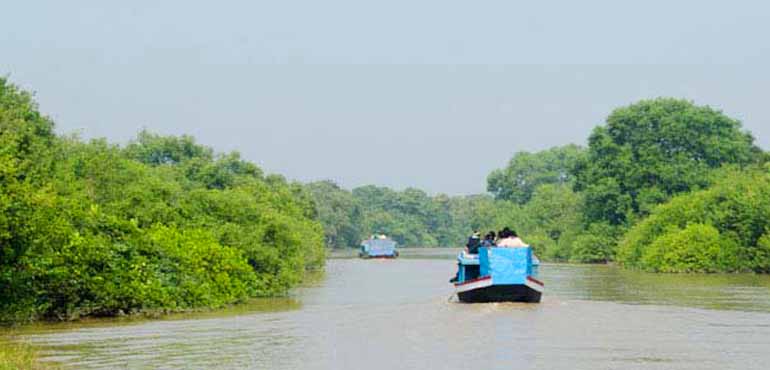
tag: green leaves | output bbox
[305,181,365,248]
[570,223,621,264]
[488,145,585,204]
[577,98,762,228]
[639,224,738,273]
[618,169,770,272]
[0,78,325,323]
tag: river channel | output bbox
[5,248,770,369]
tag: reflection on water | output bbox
[5,250,770,370]
[546,263,770,312]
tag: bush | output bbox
[570,223,621,263]
[639,224,738,273]
[618,168,770,272]
[751,233,770,273]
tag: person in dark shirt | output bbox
[466,230,481,254]
[481,231,496,247]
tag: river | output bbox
[5,248,770,369]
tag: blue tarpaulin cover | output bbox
[479,247,532,284]
[362,239,397,256]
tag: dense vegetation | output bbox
[618,168,770,272]
[304,151,585,263]
[310,98,770,273]
[306,175,584,261]
[0,78,325,323]
[575,99,762,227]
[487,144,584,204]
[306,181,483,248]
[494,98,767,270]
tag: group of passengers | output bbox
[465,227,526,254]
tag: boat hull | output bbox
[457,284,541,303]
[359,251,399,259]
[455,276,543,303]
[360,255,398,259]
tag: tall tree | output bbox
[487,145,585,204]
[575,98,762,227]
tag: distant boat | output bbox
[359,238,399,259]
[451,246,543,303]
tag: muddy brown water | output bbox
[4,248,770,369]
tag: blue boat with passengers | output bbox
[359,237,399,259]
[452,246,543,303]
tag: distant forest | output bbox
[308,98,770,273]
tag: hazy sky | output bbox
[3,1,769,194]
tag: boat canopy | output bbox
[479,247,533,285]
[455,246,539,284]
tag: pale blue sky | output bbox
[2,1,769,194]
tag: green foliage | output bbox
[487,145,585,204]
[639,224,738,273]
[481,144,588,260]
[308,97,770,272]
[484,99,769,269]
[0,78,325,324]
[307,175,585,256]
[754,234,770,273]
[307,181,500,248]
[576,98,762,228]
[305,181,364,248]
[570,223,623,263]
[618,168,770,272]
[306,152,585,259]
[352,186,442,247]
[523,184,583,260]
[477,184,584,260]
[124,129,214,165]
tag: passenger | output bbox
[497,227,527,247]
[465,230,481,254]
[496,228,506,244]
[481,231,496,247]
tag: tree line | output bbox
[0,78,325,323]
[309,98,770,273]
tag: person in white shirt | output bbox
[496,228,527,247]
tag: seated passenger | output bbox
[497,227,527,247]
[466,231,481,254]
[481,231,496,247]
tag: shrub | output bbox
[639,224,738,273]
[618,168,770,272]
[570,223,621,263]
